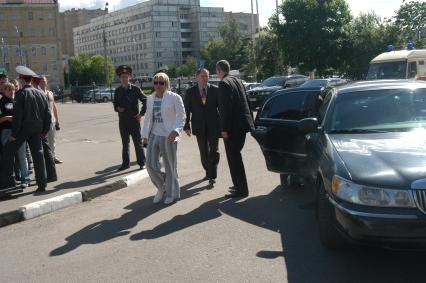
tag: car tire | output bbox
[102,97,108,102]
[317,181,347,249]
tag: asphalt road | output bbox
[0,103,425,282]
[1,102,143,214]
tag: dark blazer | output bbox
[218,75,254,135]
[12,85,52,139]
[184,83,220,137]
[113,83,147,119]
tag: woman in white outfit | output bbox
[141,72,186,205]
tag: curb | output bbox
[0,169,149,228]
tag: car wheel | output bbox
[317,181,347,249]
[102,97,108,102]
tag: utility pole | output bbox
[15,26,23,65]
[103,2,109,86]
[1,37,5,69]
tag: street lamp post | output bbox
[103,2,109,87]
[15,26,23,65]
[1,37,6,69]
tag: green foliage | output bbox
[340,13,403,79]
[241,29,286,81]
[270,0,352,75]
[200,16,248,72]
[167,56,198,78]
[394,0,426,48]
[69,53,114,85]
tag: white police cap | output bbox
[15,65,38,77]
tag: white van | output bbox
[366,49,426,80]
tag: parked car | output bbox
[252,80,426,249]
[247,75,308,109]
[298,78,347,89]
[82,88,115,103]
[244,82,261,91]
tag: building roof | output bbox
[0,0,56,4]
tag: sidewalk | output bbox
[0,103,147,215]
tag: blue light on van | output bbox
[387,44,393,51]
[407,42,414,50]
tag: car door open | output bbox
[252,90,319,176]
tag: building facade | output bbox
[0,0,63,87]
[73,0,258,78]
[58,8,106,58]
[225,12,260,36]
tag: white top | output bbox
[371,49,426,63]
[141,91,186,142]
[151,96,169,137]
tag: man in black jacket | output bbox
[184,68,220,187]
[216,60,254,198]
[113,65,147,171]
[0,66,52,193]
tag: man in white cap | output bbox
[0,66,52,194]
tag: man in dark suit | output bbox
[216,60,254,198]
[184,68,220,187]
[113,65,147,171]
[0,66,52,194]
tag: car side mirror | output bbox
[298,118,319,133]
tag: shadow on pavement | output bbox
[49,178,206,257]
[129,185,426,283]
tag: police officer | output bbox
[0,66,52,194]
[113,65,147,171]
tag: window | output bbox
[32,47,36,57]
[28,12,33,20]
[408,61,417,79]
[41,47,46,56]
[43,62,48,72]
[51,46,56,56]
[260,92,309,120]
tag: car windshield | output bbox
[327,88,426,132]
[366,61,407,80]
[261,77,286,87]
[300,80,328,88]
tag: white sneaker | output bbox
[163,197,174,205]
[153,190,164,204]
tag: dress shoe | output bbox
[163,196,174,205]
[139,164,145,170]
[54,158,63,164]
[208,179,216,189]
[153,190,165,204]
[225,191,249,198]
[202,176,209,181]
[47,177,58,183]
[117,165,130,171]
[34,187,46,194]
[21,183,29,189]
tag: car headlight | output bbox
[331,175,415,208]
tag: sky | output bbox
[58,0,416,26]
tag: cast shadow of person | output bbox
[49,179,207,257]
[129,185,426,283]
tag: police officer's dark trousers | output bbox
[119,117,145,167]
[0,132,46,189]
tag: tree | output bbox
[341,13,403,79]
[394,0,426,48]
[242,29,287,81]
[69,53,114,86]
[200,16,249,72]
[270,0,352,75]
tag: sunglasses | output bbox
[154,81,165,85]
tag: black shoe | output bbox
[139,164,145,170]
[47,177,58,183]
[117,165,130,171]
[208,179,215,189]
[202,176,209,181]
[228,186,236,192]
[34,187,46,194]
[225,191,249,198]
